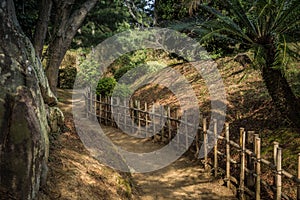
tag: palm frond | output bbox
[225,0,258,36]
[200,5,254,44]
[273,0,300,34]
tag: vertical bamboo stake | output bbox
[297,153,300,200]
[167,106,171,141]
[85,89,89,118]
[225,122,231,188]
[130,100,134,134]
[89,89,93,119]
[137,101,141,136]
[195,121,200,158]
[276,147,282,200]
[106,96,109,125]
[254,134,259,156]
[239,128,245,200]
[246,131,255,189]
[176,109,179,148]
[87,87,90,118]
[152,104,156,137]
[255,137,261,200]
[203,118,208,170]
[184,114,188,149]
[161,106,165,142]
[117,97,120,128]
[110,97,113,126]
[213,119,218,177]
[124,98,127,132]
[273,142,279,186]
[94,93,97,121]
[99,94,102,123]
[145,102,148,138]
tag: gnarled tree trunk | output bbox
[33,0,53,58]
[0,0,59,199]
[45,0,98,94]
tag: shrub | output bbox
[112,83,132,99]
[76,57,99,88]
[58,66,77,89]
[114,65,134,82]
[96,77,117,96]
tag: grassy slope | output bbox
[132,56,299,197]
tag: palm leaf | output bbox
[200,5,254,44]
[273,0,300,33]
[225,0,258,36]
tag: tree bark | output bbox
[33,0,53,58]
[0,0,58,198]
[261,43,300,128]
[45,0,98,94]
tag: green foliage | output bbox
[14,0,38,40]
[114,66,134,82]
[155,0,189,23]
[76,53,99,88]
[58,67,77,89]
[72,0,153,48]
[113,83,132,99]
[96,77,117,96]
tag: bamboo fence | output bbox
[84,88,300,200]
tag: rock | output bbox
[0,1,59,199]
[47,106,65,133]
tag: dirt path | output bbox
[51,89,237,200]
[104,126,236,200]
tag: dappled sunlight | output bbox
[104,125,236,199]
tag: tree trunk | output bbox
[261,43,300,128]
[0,0,58,199]
[45,0,98,94]
[33,0,53,58]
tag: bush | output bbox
[115,63,164,84]
[96,77,117,96]
[76,56,99,88]
[58,67,77,89]
[112,83,132,99]
[114,65,134,82]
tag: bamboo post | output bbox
[184,114,188,149]
[276,147,282,200]
[176,109,179,148]
[213,119,218,177]
[203,118,208,171]
[297,153,300,200]
[89,89,93,120]
[195,121,200,158]
[124,98,127,132]
[239,128,246,200]
[145,102,148,138]
[85,89,89,118]
[105,96,109,125]
[167,106,171,141]
[225,122,231,188]
[161,106,165,142]
[117,97,120,129]
[130,100,134,134]
[273,142,279,186]
[255,137,261,200]
[152,104,156,137]
[254,134,259,157]
[99,94,102,123]
[137,100,141,136]
[110,97,113,126]
[94,93,97,121]
[246,131,255,189]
